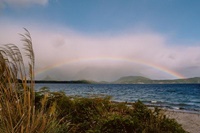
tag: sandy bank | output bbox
[165,110,200,133]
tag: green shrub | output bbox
[100,115,140,133]
[41,91,187,133]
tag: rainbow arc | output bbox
[35,57,185,79]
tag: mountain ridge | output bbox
[112,76,200,84]
[31,76,200,84]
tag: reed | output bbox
[0,29,58,133]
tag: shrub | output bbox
[100,115,140,133]
[42,91,187,133]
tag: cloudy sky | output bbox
[1,0,200,81]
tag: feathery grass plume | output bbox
[0,29,58,133]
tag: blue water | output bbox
[35,84,200,113]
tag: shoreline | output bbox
[111,101,200,133]
[111,100,200,114]
[164,110,200,133]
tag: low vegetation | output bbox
[0,29,187,133]
[35,89,187,133]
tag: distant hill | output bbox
[113,76,200,84]
[25,76,200,84]
[113,76,151,84]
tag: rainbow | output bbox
[35,57,186,79]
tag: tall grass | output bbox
[0,29,58,133]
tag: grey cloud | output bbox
[1,22,200,81]
[73,65,143,82]
[52,35,66,48]
[178,66,200,78]
[168,54,176,60]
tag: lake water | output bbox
[35,83,200,113]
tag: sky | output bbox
[1,0,200,81]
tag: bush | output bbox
[40,91,187,133]
[100,115,140,133]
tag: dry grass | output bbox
[0,29,58,133]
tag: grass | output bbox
[0,29,188,133]
[0,29,58,133]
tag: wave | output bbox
[141,100,200,113]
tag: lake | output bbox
[35,83,200,113]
